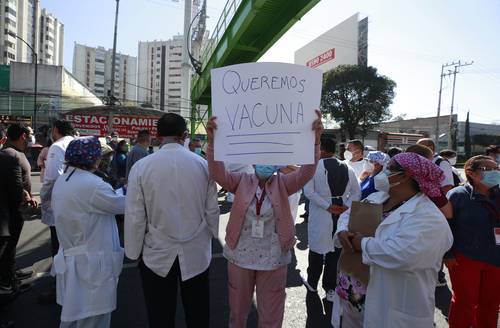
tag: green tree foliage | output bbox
[321,65,396,139]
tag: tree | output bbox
[392,113,407,121]
[321,65,396,139]
[464,111,471,158]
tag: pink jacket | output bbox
[207,145,320,251]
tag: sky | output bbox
[43,0,500,124]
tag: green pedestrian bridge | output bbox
[190,0,320,135]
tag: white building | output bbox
[38,8,64,65]
[294,13,368,72]
[0,0,63,65]
[137,36,185,117]
[72,43,137,102]
[5,62,102,124]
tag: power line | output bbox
[443,61,474,149]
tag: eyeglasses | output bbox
[384,169,404,178]
[476,166,500,172]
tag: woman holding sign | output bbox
[206,111,323,328]
[337,153,453,328]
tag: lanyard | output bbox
[255,188,267,217]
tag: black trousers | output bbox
[0,216,24,286]
[139,257,209,328]
[307,248,341,292]
[49,226,59,257]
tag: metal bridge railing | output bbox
[193,0,243,87]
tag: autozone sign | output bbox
[306,48,336,69]
[64,114,159,138]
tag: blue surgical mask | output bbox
[481,171,500,188]
[255,165,278,180]
[194,147,202,155]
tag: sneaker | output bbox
[15,269,33,281]
[0,284,15,296]
[300,273,317,293]
[12,279,32,293]
[436,276,447,287]
[326,289,336,302]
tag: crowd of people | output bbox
[0,112,499,328]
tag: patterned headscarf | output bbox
[65,136,102,166]
[391,152,444,198]
[367,151,390,166]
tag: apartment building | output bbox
[137,36,185,116]
[73,43,137,102]
[0,0,63,65]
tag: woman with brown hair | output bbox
[447,155,500,327]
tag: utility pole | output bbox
[447,60,473,150]
[182,0,192,120]
[435,61,460,148]
[108,0,120,134]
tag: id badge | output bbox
[252,219,264,238]
[494,227,500,245]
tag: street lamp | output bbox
[8,32,38,132]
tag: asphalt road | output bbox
[1,173,456,327]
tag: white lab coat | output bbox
[51,168,126,322]
[125,143,220,281]
[433,155,454,188]
[40,135,74,226]
[288,190,302,224]
[360,193,453,328]
[304,157,361,254]
[344,159,367,181]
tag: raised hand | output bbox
[207,116,218,144]
[312,110,324,145]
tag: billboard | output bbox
[294,13,368,73]
[0,115,32,125]
[64,114,159,138]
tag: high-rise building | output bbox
[73,43,137,102]
[137,36,185,117]
[38,8,63,65]
[0,0,63,65]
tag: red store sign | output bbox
[65,114,159,138]
[306,48,336,69]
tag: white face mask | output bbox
[374,172,391,193]
[374,171,403,192]
[344,150,353,161]
[27,135,35,147]
[448,157,457,166]
[363,161,374,173]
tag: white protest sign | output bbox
[211,62,322,165]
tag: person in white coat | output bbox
[125,113,219,328]
[40,120,75,257]
[51,136,126,328]
[345,152,453,328]
[303,138,361,301]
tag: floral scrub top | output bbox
[335,207,397,311]
[224,187,291,270]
